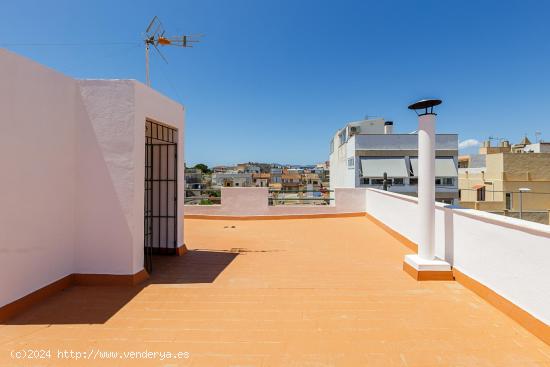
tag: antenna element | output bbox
[143,16,202,86]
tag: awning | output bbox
[409,157,458,177]
[360,157,408,177]
[472,184,485,190]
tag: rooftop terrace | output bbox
[1,216,548,366]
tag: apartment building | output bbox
[329,118,459,203]
[523,141,550,153]
[270,167,283,184]
[459,139,550,223]
[281,171,301,191]
[236,163,261,174]
[252,173,271,187]
[211,171,253,187]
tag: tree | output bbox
[193,163,211,174]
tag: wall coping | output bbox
[366,188,550,237]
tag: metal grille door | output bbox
[145,120,178,272]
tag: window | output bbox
[409,178,418,185]
[459,189,462,200]
[371,178,384,185]
[437,177,454,186]
[477,187,486,201]
[347,158,354,169]
[360,178,370,185]
[506,193,512,209]
[393,178,404,185]
[338,130,347,146]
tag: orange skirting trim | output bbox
[0,275,73,323]
[176,244,188,256]
[402,261,454,281]
[185,212,366,220]
[73,269,149,287]
[365,212,418,252]
[0,270,149,323]
[453,268,550,345]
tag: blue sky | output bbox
[2,0,550,166]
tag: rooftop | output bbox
[2,217,548,366]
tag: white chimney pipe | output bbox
[384,121,393,134]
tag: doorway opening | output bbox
[144,119,178,272]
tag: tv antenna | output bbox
[143,16,202,86]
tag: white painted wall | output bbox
[185,188,366,217]
[329,135,356,192]
[0,49,184,308]
[76,80,137,275]
[365,188,550,325]
[133,82,184,273]
[330,133,459,194]
[0,48,77,308]
[77,80,184,275]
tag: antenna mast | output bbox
[143,16,202,86]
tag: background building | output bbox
[252,173,271,187]
[185,167,204,190]
[459,138,550,224]
[329,118,459,204]
[281,170,301,191]
[211,171,253,187]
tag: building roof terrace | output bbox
[2,215,548,366]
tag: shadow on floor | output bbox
[147,249,238,284]
[3,286,144,325]
[3,250,237,325]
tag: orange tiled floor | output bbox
[1,217,549,366]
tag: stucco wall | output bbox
[185,188,367,217]
[365,188,550,325]
[76,80,137,275]
[0,48,77,308]
[0,50,184,308]
[133,82,185,273]
[76,80,185,275]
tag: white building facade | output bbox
[329,118,459,203]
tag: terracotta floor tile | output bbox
[1,217,548,366]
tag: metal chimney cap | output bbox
[408,99,442,110]
[408,99,442,116]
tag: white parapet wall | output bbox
[0,49,78,309]
[185,188,367,217]
[365,188,550,326]
[0,49,184,309]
